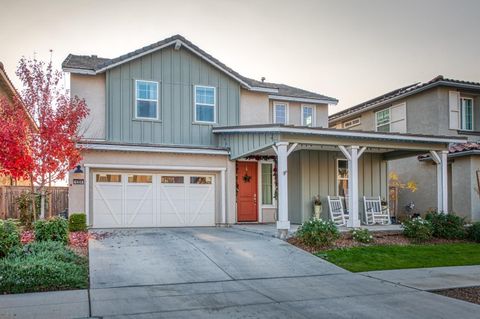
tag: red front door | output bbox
[237,161,258,222]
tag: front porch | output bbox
[214,125,466,237]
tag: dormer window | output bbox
[461,97,473,131]
[273,102,288,125]
[375,109,390,132]
[135,80,159,120]
[194,85,216,123]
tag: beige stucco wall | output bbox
[69,150,236,225]
[239,89,270,125]
[452,155,480,221]
[71,73,106,140]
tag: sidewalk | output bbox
[0,289,89,319]
[360,265,480,291]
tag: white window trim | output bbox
[258,160,276,209]
[301,104,316,127]
[343,117,361,129]
[134,80,159,120]
[273,102,289,125]
[336,158,348,196]
[460,97,474,131]
[375,108,391,132]
[194,85,217,124]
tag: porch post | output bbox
[273,142,295,239]
[441,150,449,213]
[348,146,361,228]
[430,150,448,213]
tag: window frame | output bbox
[194,85,217,124]
[460,97,474,131]
[273,102,289,125]
[259,161,275,207]
[336,159,348,197]
[375,108,391,132]
[134,80,159,120]
[301,104,316,127]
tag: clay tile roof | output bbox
[449,142,480,154]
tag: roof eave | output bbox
[268,94,338,105]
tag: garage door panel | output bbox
[93,172,216,228]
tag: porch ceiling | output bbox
[213,125,467,160]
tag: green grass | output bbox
[316,243,480,272]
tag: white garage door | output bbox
[93,172,215,228]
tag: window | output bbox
[461,97,473,131]
[337,159,348,197]
[161,176,184,184]
[273,103,288,124]
[190,176,212,184]
[261,163,273,205]
[96,174,122,183]
[195,86,216,123]
[301,105,315,126]
[375,109,390,132]
[343,117,361,129]
[135,80,158,119]
[128,175,152,183]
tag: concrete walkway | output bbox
[361,265,480,291]
[0,289,89,319]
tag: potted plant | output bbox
[313,195,322,219]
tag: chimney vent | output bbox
[261,77,265,83]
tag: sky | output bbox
[1,0,480,114]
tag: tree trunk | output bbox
[40,190,45,219]
[30,174,36,222]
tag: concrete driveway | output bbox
[89,227,480,318]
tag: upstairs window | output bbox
[301,105,315,126]
[461,97,473,131]
[375,109,390,132]
[195,86,216,123]
[273,102,288,124]
[135,80,158,120]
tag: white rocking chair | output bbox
[328,196,348,226]
[363,196,391,225]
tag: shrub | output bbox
[16,192,40,229]
[68,213,87,232]
[34,216,68,244]
[402,217,433,242]
[425,211,467,239]
[296,218,340,247]
[0,241,88,293]
[0,219,20,257]
[351,228,374,244]
[468,222,480,243]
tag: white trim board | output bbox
[269,95,338,105]
[78,143,229,155]
[84,163,227,171]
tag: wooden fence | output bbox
[0,186,69,219]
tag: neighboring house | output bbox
[0,62,35,186]
[62,35,462,234]
[330,76,480,221]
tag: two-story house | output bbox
[63,35,461,235]
[330,76,480,221]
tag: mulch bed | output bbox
[287,232,468,253]
[434,286,480,305]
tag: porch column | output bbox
[339,145,366,228]
[272,142,297,239]
[430,150,449,213]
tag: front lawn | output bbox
[317,243,480,272]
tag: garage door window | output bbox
[96,174,122,183]
[128,175,152,183]
[190,176,212,184]
[161,176,184,184]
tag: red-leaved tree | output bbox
[0,95,34,182]
[16,57,89,218]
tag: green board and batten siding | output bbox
[288,150,388,224]
[106,47,240,146]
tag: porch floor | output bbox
[232,223,402,238]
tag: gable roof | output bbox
[62,34,337,104]
[0,62,37,130]
[330,75,480,123]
